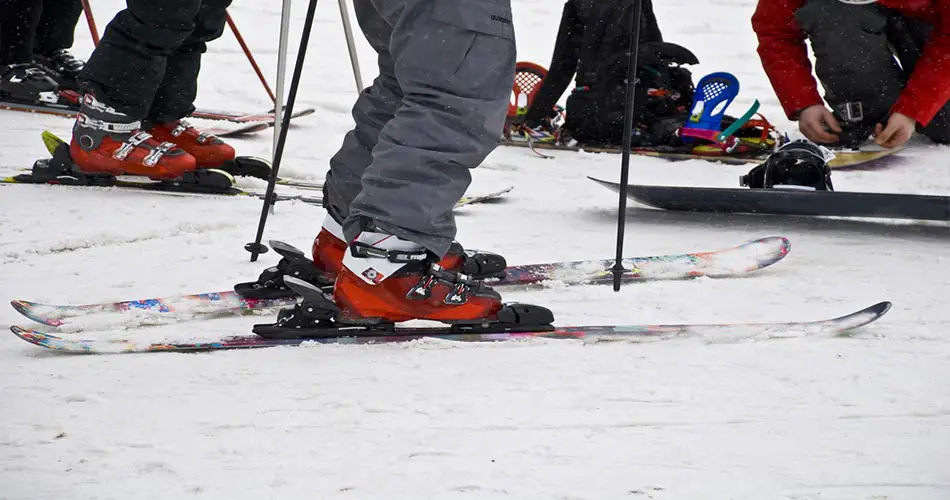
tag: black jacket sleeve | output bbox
[522,1,583,126]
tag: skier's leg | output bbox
[324,0,546,326]
[0,0,41,65]
[886,14,950,144]
[147,0,232,123]
[316,0,507,280]
[145,0,235,168]
[34,0,84,54]
[70,0,202,179]
[321,1,404,227]
[0,0,59,102]
[343,0,516,257]
[32,0,86,90]
[794,0,904,141]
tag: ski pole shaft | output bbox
[273,0,293,158]
[246,0,320,262]
[80,0,100,46]
[337,0,364,92]
[611,0,643,292]
[226,12,277,104]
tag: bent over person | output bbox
[752,0,950,149]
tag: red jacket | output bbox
[752,0,950,126]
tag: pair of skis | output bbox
[7,236,893,354]
[2,132,515,208]
[0,90,315,137]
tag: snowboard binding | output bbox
[741,139,835,191]
[252,276,556,339]
[233,240,335,299]
[677,72,781,156]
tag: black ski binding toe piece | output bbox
[218,156,272,181]
[15,144,115,186]
[252,276,345,338]
[173,168,236,192]
[235,240,334,299]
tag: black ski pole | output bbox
[611,0,644,291]
[245,0,321,261]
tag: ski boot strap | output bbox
[77,112,141,134]
[169,119,217,144]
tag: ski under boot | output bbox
[252,231,555,339]
[33,50,84,91]
[0,63,58,103]
[148,119,235,169]
[70,93,198,180]
[18,140,235,192]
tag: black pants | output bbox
[795,0,950,143]
[80,0,232,122]
[36,0,84,55]
[0,0,82,65]
[0,0,40,65]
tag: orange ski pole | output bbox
[80,0,100,45]
[226,12,277,104]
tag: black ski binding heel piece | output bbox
[218,156,272,180]
[234,240,334,299]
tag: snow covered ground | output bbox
[1,0,949,498]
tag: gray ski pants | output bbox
[322,0,516,257]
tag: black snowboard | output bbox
[589,177,950,221]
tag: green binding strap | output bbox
[717,99,760,143]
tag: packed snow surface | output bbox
[1,1,947,499]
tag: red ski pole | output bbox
[226,12,277,104]
[80,0,100,46]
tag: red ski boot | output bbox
[69,93,196,180]
[332,230,506,323]
[311,214,507,279]
[148,120,235,169]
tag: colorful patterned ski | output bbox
[11,237,791,328]
[9,301,891,354]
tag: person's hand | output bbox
[798,104,842,144]
[874,112,916,148]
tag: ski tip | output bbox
[11,326,102,354]
[832,301,893,331]
[744,235,791,249]
[868,301,893,316]
[11,324,63,339]
[10,299,64,327]
[10,299,31,315]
